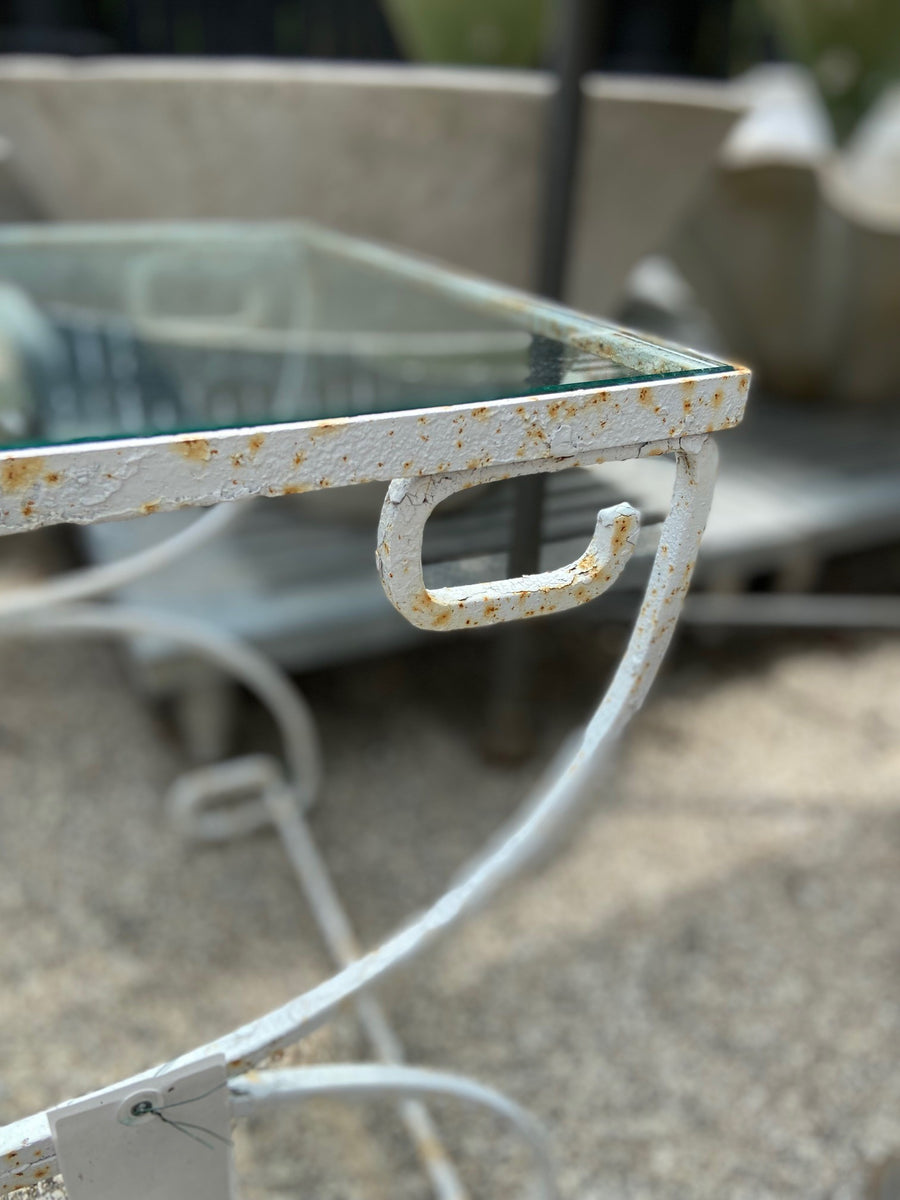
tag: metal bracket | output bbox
[376,460,640,632]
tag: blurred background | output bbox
[0,2,900,1199]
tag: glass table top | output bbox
[0,222,732,451]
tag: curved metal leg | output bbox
[0,438,717,1198]
[0,606,464,1199]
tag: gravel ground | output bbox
[1,554,900,1199]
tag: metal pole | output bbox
[486,0,599,759]
[536,0,598,302]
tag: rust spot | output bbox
[231,452,246,468]
[140,500,161,515]
[1,456,44,492]
[32,1167,48,1180]
[712,389,724,408]
[411,589,434,616]
[43,471,62,485]
[310,420,348,439]
[173,438,211,463]
[471,406,490,421]
[638,387,653,409]
[293,450,307,467]
[456,440,463,449]
[482,602,498,620]
[20,500,33,518]
[609,515,633,558]
[433,609,451,627]
[248,433,265,457]
[682,398,693,415]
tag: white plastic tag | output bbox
[48,1053,236,1200]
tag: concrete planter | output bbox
[672,65,900,405]
[0,57,740,318]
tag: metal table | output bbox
[0,222,749,1199]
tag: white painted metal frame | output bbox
[0,221,746,538]
[0,225,748,1196]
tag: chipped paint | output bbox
[172,437,212,464]
[376,455,641,632]
[1,456,44,492]
[0,365,749,536]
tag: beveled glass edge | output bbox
[0,365,748,463]
[0,365,731,453]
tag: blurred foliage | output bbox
[761,0,900,141]
[381,0,549,67]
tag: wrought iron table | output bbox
[0,222,749,1198]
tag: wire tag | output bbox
[48,1053,236,1200]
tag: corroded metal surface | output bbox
[0,437,724,1195]
[377,454,640,631]
[0,370,747,534]
[0,224,749,1194]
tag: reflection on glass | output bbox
[0,226,727,449]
